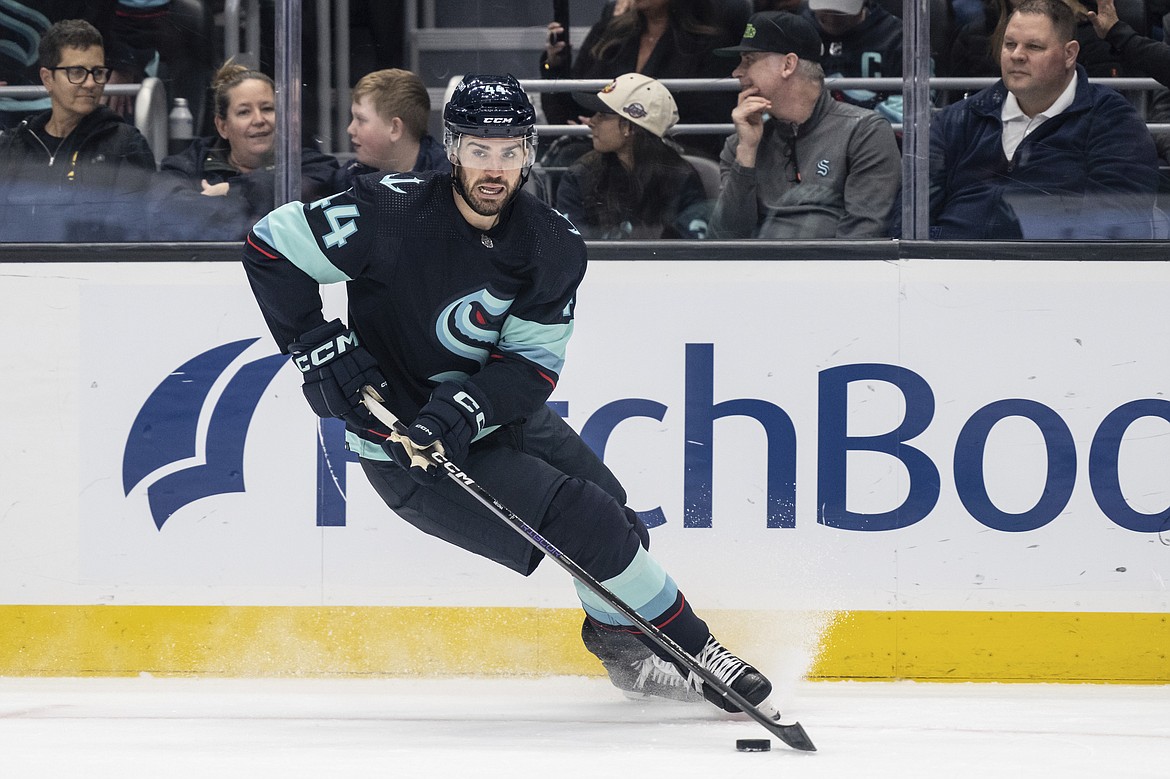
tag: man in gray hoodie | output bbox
[709,10,900,239]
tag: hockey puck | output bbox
[735,738,771,752]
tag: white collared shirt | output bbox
[1001,72,1079,160]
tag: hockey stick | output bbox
[359,386,816,752]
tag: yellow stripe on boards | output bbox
[0,606,594,678]
[812,611,1170,683]
[0,606,1165,682]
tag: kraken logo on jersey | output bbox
[433,288,513,376]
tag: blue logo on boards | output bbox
[122,340,287,530]
[124,342,1170,535]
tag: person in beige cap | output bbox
[709,10,900,238]
[555,73,711,239]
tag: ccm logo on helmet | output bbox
[294,331,360,372]
[482,117,514,124]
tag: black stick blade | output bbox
[770,720,816,752]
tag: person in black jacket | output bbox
[929,0,1157,239]
[152,60,338,241]
[0,17,156,242]
[1088,0,1170,168]
[555,73,710,238]
[803,0,906,122]
[540,0,748,159]
[1087,0,1170,84]
[0,2,118,129]
[328,67,450,193]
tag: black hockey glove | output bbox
[384,381,486,485]
[288,319,389,433]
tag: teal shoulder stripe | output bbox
[573,546,677,626]
[498,317,572,375]
[257,202,352,284]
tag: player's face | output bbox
[214,78,276,171]
[455,159,522,217]
[347,95,397,169]
[42,45,105,120]
[452,136,527,216]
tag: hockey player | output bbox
[242,74,783,718]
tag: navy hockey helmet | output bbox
[444,74,537,170]
[444,74,536,137]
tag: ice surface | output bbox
[0,676,1166,778]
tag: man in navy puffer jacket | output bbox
[929,0,1158,240]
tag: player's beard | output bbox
[455,166,519,217]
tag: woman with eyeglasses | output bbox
[151,59,338,240]
[0,18,156,241]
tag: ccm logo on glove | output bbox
[452,390,485,432]
[288,319,390,435]
[293,330,360,372]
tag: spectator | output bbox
[929,0,1158,239]
[802,0,906,122]
[708,11,901,239]
[1062,0,1126,75]
[952,0,987,28]
[0,18,155,241]
[330,68,449,191]
[0,2,117,129]
[151,60,338,240]
[949,0,1122,80]
[1087,0,1170,85]
[540,0,749,159]
[1086,0,1170,173]
[0,2,211,127]
[555,73,710,239]
[103,1,214,128]
[1143,87,1170,171]
[950,0,1015,78]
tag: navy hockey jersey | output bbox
[242,171,587,454]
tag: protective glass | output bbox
[446,133,536,170]
[50,66,112,85]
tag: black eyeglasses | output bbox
[784,136,801,185]
[49,65,112,85]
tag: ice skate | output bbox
[688,635,782,720]
[581,619,704,703]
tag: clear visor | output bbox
[446,132,536,170]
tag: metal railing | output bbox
[223,0,261,66]
[515,76,1170,137]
